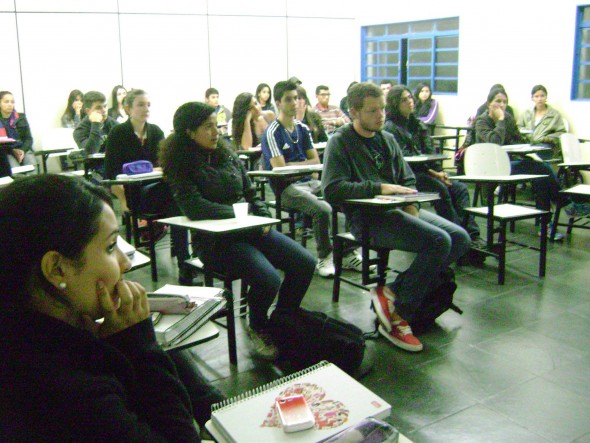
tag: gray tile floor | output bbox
[127,202,590,443]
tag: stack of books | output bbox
[148,284,225,347]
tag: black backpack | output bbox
[268,308,366,376]
[388,267,462,334]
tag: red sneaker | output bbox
[371,286,395,332]
[378,321,423,352]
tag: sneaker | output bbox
[539,224,564,241]
[247,327,278,361]
[316,253,335,278]
[470,236,487,249]
[378,322,423,352]
[564,202,590,218]
[342,251,377,272]
[370,286,395,332]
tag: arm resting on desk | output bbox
[170,180,235,220]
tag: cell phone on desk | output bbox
[276,394,315,433]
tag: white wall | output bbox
[3,0,589,166]
[357,0,589,138]
[2,0,355,165]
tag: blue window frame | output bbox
[572,5,590,99]
[361,17,459,94]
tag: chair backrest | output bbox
[38,127,76,152]
[562,118,570,133]
[560,133,581,163]
[464,143,511,176]
[579,142,590,184]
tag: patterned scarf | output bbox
[0,110,20,140]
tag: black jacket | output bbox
[0,308,199,441]
[383,114,439,173]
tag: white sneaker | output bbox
[316,253,335,278]
[342,251,377,272]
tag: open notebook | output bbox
[208,361,391,443]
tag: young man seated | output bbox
[313,85,350,135]
[261,80,367,278]
[321,82,470,352]
[71,91,118,179]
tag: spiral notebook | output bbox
[208,361,391,443]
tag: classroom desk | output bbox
[236,147,262,171]
[247,164,323,233]
[155,215,280,365]
[11,164,35,175]
[313,141,327,156]
[432,124,470,153]
[404,154,449,164]
[34,148,80,173]
[450,174,549,284]
[555,161,590,188]
[103,173,165,281]
[550,184,590,240]
[501,144,552,159]
[102,173,164,244]
[117,235,151,273]
[343,194,441,245]
[83,153,105,178]
[450,174,546,245]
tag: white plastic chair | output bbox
[461,143,550,284]
[36,127,77,173]
[464,143,511,176]
[579,143,590,184]
[560,133,582,163]
[39,127,76,151]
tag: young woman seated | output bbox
[160,102,316,360]
[231,92,274,151]
[0,174,201,440]
[517,84,567,160]
[0,90,36,170]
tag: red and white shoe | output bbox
[378,321,423,352]
[371,286,396,332]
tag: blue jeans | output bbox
[415,172,480,239]
[281,179,333,259]
[200,229,316,331]
[354,209,470,323]
[510,160,563,210]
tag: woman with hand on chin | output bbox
[474,88,579,239]
[0,175,200,440]
[231,92,273,151]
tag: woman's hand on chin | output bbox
[84,279,150,338]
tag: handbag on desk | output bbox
[122,160,153,175]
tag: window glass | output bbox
[362,17,459,94]
[435,79,457,93]
[409,51,432,63]
[437,50,459,64]
[436,65,458,77]
[437,35,458,49]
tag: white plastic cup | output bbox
[233,202,249,218]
